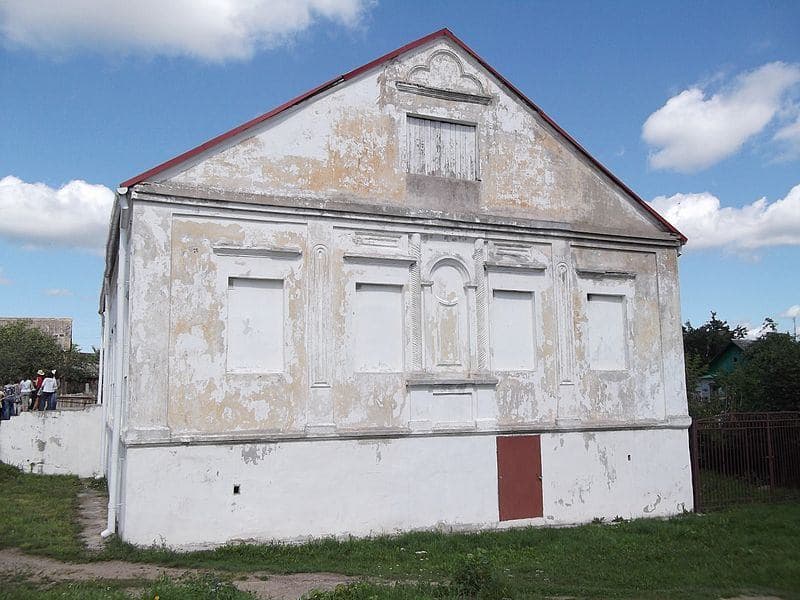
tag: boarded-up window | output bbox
[408,115,477,180]
[226,278,284,373]
[491,290,535,370]
[354,283,403,372]
[586,294,627,371]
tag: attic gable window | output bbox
[407,115,478,180]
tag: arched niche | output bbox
[423,257,473,371]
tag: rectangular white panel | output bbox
[429,391,473,424]
[355,283,403,372]
[408,116,477,180]
[491,289,535,370]
[586,294,627,371]
[226,278,283,373]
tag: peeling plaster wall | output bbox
[165,39,662,238]
[121,199,687,442]
[118,428,691,549]
[0,407,103,478]
[107,34,693,546]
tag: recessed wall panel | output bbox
[586,294,627,371]
[355,283,403,372]
[226,278,284,373]
[491,290,535,370]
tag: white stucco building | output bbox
[99,29,692,549]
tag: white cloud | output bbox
[0,175,114,254]
[649,184,800,251]
[0,0,373,61]
[642,62,800,172]
[742,321,771,341]
[781,305,800,318]
[44,288,73,297]
[773,117,800,160]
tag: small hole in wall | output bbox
[233,484,241,495]
[627,454,631,461]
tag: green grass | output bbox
[0,575,256,600]
[1,462,799,599]
[700,468,800,509]
[0,580,132,600]
[0,462,85,560]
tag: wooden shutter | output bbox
[408,116,477,180]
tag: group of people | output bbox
[0,370,60,420]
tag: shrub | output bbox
[451,548,510,599]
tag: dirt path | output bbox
[0,547,357,599]
[77,485,108,551]
[8,481,355,598]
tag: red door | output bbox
[496,435,543,521]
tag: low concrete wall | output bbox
[0,406,103,477]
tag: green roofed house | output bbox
[696,339,752,400]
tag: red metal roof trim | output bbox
[120,28,686,243]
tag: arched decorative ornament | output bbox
[423,256,474,370]
[397,49,493,105]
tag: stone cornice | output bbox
[130,182,682,250]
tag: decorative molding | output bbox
[485,241,546,272]
[576,269,637,280]
[473,239,489,370]
[406,374,498,387]
[342,252,416,265]
[139,185,683,250]
[555,261,575,384]
[423,255,473,283]
[409,234,423,371]
[490,241,531,259]
[310,244,330,386]
[353,230,403,248]
[405,48,487,96]
[122,418,691,448]
[213,246,302,258]
[396,81,492,105]
[483,260,547,272]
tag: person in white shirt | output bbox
[19,378,33,412]
[39,372,58,411]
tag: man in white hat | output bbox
[33,370,45,410]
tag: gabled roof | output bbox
[120,28,686,243]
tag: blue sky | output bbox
[1,0,799,349]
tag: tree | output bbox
[684,352,707,402]
[719,332,800,412]
[0,321,63,384]
[59,344,100,391]
[682,311,748,409]
[683,311,747,365]
[0,321,99,390]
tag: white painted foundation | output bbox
[118,427,691,549]
[0,406,103,478]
